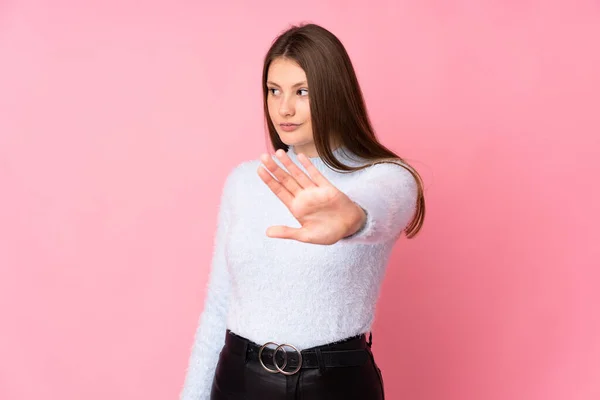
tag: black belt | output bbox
[224,329,372,376]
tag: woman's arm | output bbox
[341,162,418,244]
[179,167,237,400]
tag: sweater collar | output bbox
[285,144,362,173]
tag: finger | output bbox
[275,149,317,190]
[266,225,312,243]
[260,153,303,195]
[297,153,332,187]
[257,165,294,209]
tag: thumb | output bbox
[266,225,305,241]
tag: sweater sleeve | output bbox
[179,168,237,400]
[340,162,419,244]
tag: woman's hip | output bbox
[210,329,385,400]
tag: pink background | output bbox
[1,1,599,399]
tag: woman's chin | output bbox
[277,134,310,147]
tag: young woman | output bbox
[180,23,425,400]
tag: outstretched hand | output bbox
[257,149,366,245]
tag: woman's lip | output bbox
[279,123,301,132]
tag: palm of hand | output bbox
[257,149,363,245]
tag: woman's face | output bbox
[266,58,316,156]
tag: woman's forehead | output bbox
[267,59,307,85]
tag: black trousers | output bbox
[210,329,385,399]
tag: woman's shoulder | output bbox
[347,160,420,211]
[230,158,258,172]
[228,158,262,179]
[354,159,417,185]
[221,157,263,188]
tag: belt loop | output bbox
[367,331,373,348]
[314,348,326,375]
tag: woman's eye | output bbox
[298,89,309,96]
[268,88,280,95]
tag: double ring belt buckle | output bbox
[258,341,303,376]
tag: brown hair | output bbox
[262,23,425,238]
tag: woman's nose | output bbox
[278,96,294,117]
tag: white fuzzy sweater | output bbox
[179,145,418,400]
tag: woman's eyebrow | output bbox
[266,81,308,88]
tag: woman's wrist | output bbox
[344,203,367,239]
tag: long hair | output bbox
[261,23,425,238]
